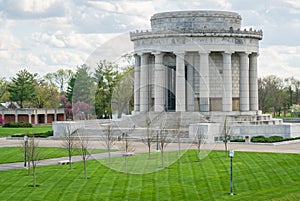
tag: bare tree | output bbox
[77,130,90,179]
[27,136,40,188]
[222,117,231,157]
[61,125,78,170]
[158,124,169,168]
[142,114,155,159]
[194,127,206,162]
[101,124,116,166]
[118,127,135,173]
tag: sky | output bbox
[1,0,300,80]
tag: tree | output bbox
[32,78,60,108]
[66,76,75,103]
[72,65,94,104]
[222,117,231,157]
[0,77,9,102]
[77,129,90,179]
[111,66,134,118]
[157,123,169,168]
[61,126,78,170]
[142,114,155,160]
[27,136,40,188]
[45,69,74,93]
[65,65,94,120]
[94,60,120,119]
[7,69,37,108]
[118,126,135,173]
[194,127,206,162]
[258,75,289,116]
[290,104,300,117]
[101,124,116,166]
[72,101,92,120]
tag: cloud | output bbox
[259,45,300,79]
[0,0,66,19]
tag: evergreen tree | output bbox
[94,60,120,119]
[7,69,37,108]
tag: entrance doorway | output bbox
[166,66,176,111]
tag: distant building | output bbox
[0,107,66,125]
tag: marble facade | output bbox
[130,11,262,113]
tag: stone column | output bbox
[15,110,18,122]
[34,110,38,124]
[249,53,259,111]
[239,52,250,111]
[134,54,141,112]
[28,112,31,124]
[45,109,48,124]
[54,109,57,121]
[222,52,233,112]
[199,52,210,112]
[186,54,194,111]
[154,52,165,112]
[175,52,186,112]
[140,53,150,112]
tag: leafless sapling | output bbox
[27,136,40,188]
[194,127,206,162]
[158,124,169,168]
[61,125,78,170]
[101,124,116,166]
[118,126,135,173]
[77,129,90,179]
[223,117,231,157]
[142,114,155,159]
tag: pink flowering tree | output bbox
[0,115,5,125]
[72,101,91,120]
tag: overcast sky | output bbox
[1,0,300,79]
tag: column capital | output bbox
[222,51,234,56]
[250,52,260,57]
[174,51,185,56]
[198,50,210,55]
[152,51,164,56]
[238,51,251,56]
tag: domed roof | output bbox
[150,10,242,31]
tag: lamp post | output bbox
[24,135,28,168]
[229,149,234,195]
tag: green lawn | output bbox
[0,150,299,200]
[0,147,108,164]
[0,125,52,137]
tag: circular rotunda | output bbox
[130,10,263,113]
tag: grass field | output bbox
[0,147,109,164]
[0,125,52,137]
[0,150,299,200]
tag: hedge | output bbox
[3,122,33,128]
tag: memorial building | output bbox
[53,10,300,142]
[130,11,262,114]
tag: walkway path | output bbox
[1,137,299,171]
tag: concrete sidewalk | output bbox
[0,151,124,171]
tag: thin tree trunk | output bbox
[148,145,151,160]
[161,150,164,168]
[68,153,72,170]
[83,158,87,179]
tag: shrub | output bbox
[11,130,53,138]
[3,122,33,128]
[267,136,284,143]
[251,136,266,143]
[230,139,245,142]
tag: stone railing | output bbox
[130,27,263,40]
